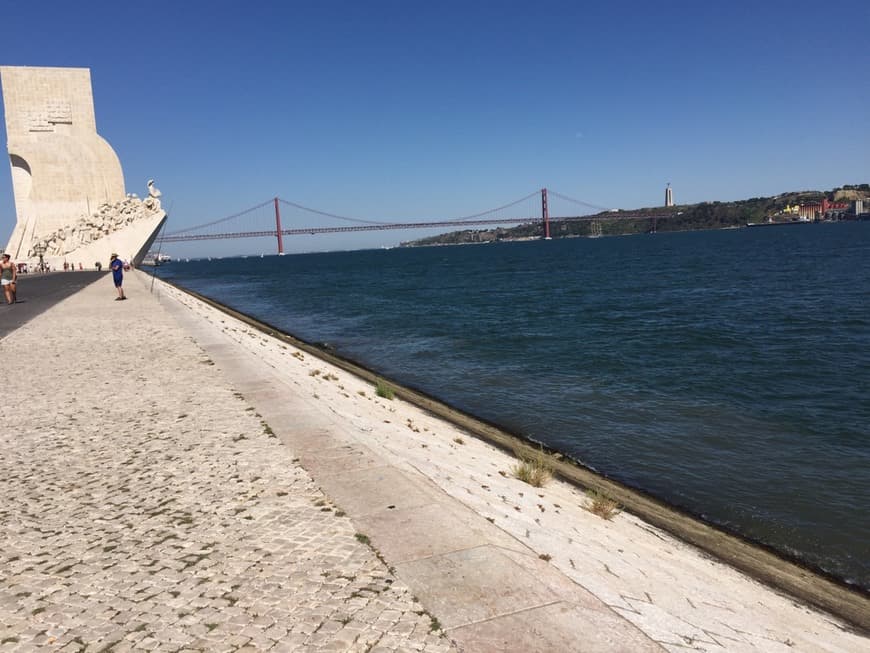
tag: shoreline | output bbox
[158,277,869,635]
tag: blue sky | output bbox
[1,0,868,255]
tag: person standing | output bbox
[110,253,126,301]
[1,253,17,304]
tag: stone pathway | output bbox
[0,275,455,652]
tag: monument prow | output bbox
[1,65,165,268]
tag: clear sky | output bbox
[1,0,868,256]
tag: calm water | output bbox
[160,223,870,590]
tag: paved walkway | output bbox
[0,274,457,652]
[0,271,102,339]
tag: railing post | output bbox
[274,197,284,255]
[541,188,550,239]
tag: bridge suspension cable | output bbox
[278,190,541,226]
[547,190,611,213]
[436,190,540,223]
[165,199,275,236]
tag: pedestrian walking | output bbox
[110,253,126,301]
[1,253,17,304]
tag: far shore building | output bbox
[796,198,848,221]
[665,183,674,207]
[0,65,165,268]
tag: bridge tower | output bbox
[274,197,285,255]
[541,188,551,239]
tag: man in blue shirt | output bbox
[110,253,126,301]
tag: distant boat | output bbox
[746,220,811,228]
[141,251,172,266]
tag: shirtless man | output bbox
[1,253,17,304]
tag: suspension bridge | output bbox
[158,189,676,254]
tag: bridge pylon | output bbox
[274,197,284,255]
[541,188,550,240]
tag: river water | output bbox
[159,222,870,591]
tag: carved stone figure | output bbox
[27,192,164,258]
[147,179,162,199]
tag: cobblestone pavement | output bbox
[0,276,457,652]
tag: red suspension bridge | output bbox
[158,189,676,254]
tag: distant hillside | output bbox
[401,185,869,247]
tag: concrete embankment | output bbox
[1,271,867,652]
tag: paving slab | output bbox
[315,466,445,517]
[297,444,383,476]
[450,601,663,653]
[355,501,527,564]
[395,545,562,628]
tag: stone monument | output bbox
[1,65,165,267]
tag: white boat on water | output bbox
[141,251,172,266]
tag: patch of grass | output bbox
[354,533,371,545]
[309,369,321,377]
[539,553,552,561]
[510,446,553,488]
[375,380,394,400]
[584,489,621,520]
[453,437,465,445]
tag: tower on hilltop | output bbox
[665,183,674,207]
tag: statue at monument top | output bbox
[147,179,162,199]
